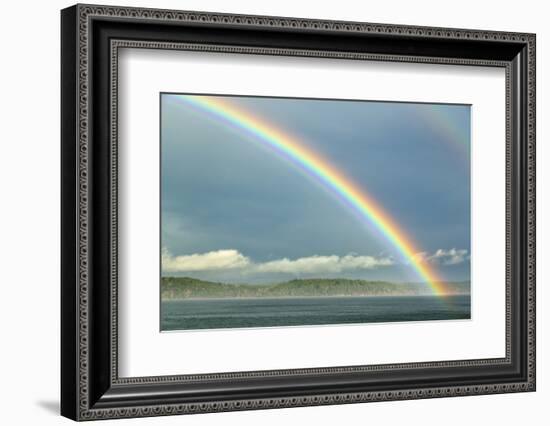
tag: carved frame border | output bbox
[62,3,535,421]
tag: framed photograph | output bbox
[61,4,536,421]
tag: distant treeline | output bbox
[161,277,470,300]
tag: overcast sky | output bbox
[161,94,470,284]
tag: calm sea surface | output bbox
[161,295,470,331]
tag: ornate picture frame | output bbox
[61,4,535,421]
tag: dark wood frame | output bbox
[61,4,536,421]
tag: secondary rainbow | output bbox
[169,94,447,295]
[416,105,471,161]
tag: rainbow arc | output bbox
[169,94,447,295]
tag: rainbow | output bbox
[416,104,471,161]
[168,94,447,295]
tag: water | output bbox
[161,295,470,331]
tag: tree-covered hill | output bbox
[161,277,470,299]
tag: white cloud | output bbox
[253,254,394,274]
[162,248,251,272]
[162,248,393,274]
[414,248,469,265]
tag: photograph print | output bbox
[160,93,471,331]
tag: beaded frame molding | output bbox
[61,4,536,421]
